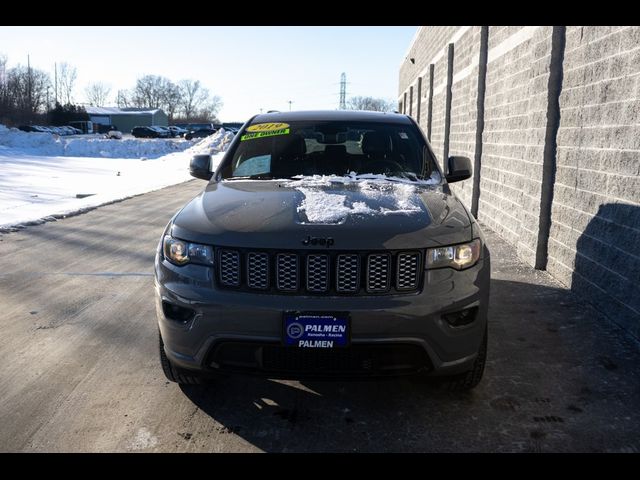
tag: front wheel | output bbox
[158,333,204,385]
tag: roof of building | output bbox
[85,106,164,116]
[250,110,409,124]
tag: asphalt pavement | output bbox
[0,180,638,452]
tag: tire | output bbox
[444,328,488,392]
[158,333,203,385]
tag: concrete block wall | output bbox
[398,26,640,337]
[548,26,640,337]
[447,26,482,208]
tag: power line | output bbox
[339,72,346,109]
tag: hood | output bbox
[171,178,472,250]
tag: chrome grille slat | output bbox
[277,253,299,291]
[366,254,391,293]
[219,249,240,287]
[247,252,269,290]
[307,254,329,292]
[396,252,420,290]
[336,254,360,293]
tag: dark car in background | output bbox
[184,128,217,140]
[18,125,82,135]
[132,126,169,138]
[168,126,188,137]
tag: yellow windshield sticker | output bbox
[241,128,290,141]
[246,122,290,132]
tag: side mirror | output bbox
[190,154,213,181]
[446,156,472,183]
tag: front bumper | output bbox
[154,248,490,378]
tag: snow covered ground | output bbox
[0,125,233,230]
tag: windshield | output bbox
[220,120,440,182]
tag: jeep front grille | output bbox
[219,249,240,287]
[336,254,359,293]
[247,252,269,290]
[396,252,420,290]
[216,249,422,295]
[276,253,299,291]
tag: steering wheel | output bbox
[365,158,405,175]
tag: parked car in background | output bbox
[131,126,169,138]
[17,125,82,135]
[106,129,123,139]
[68,121,93,134]
[150,126,171,138]
[168,126,188,137]
[95,124,119,134]
[184,128,216,140]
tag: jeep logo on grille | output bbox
[302,235,335,247]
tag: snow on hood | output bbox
[286,171,441,224]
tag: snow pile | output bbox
[0,124,61,155]
[0,124,193,159]
[288,173,440,224]
[63,137,189,158]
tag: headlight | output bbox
[426,239,481,270]
[163,235,213,266]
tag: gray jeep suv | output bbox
[154,110,490,390]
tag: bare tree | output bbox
[115,89,130,108]
[347,96,395,112]
[84,82,111,106]
[162,82,181,121]
[197,95,223,122]
[178,79,209,119]
[58,62,77,105]
[131,74,168,109]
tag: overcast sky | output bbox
[0,26,418,122]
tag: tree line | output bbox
[0,53,222,126]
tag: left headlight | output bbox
[163,235,213,266]
[426,239,481,270]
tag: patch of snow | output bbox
[296,188,375,223]
[292,173,434,224]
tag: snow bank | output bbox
[0,124,195,159]
[0,124,235,231]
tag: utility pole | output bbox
[54,62,58,105]
[27,54,32,112]
[339,72,346,110]
[288,100,293,111]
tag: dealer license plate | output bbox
[283,312,350,348]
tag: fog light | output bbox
[162,301,195,324]
[443,306,478,327]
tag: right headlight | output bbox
[426,239,481,270]
[163,235,213,266]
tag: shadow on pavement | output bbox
[178,277,640,452]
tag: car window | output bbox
[221,120,439,182]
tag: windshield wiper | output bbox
[226,174,277,180]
